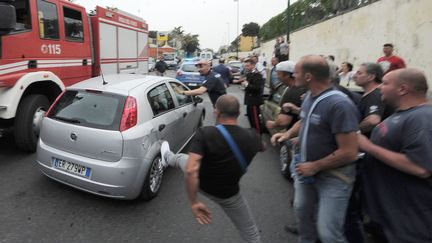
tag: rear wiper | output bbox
[52,116,81,124]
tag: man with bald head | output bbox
[358,68,432,243]
[271,55,360,243]
[180,59,226,106]
[160,94,263,243]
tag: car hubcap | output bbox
[33,107,46,137]
[149,158,163,193]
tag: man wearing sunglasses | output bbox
[179,59,226,106]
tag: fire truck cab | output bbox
[0,0,149,152]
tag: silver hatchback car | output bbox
[36,74,205,200]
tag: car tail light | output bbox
[120,96,137,132]
[177,71,183,76]
[45,91,66,117]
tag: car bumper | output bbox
[36,139,146,200]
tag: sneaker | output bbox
[160,141,171,168]
[284,223,298,234]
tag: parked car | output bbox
[176,61,206,88]
[36,74,205,200]
[227,60,243,83]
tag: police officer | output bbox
[242,58,264,133]
[180,59,226,107]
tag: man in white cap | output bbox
[266,60,307,131]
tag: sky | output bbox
[75,0,289,51]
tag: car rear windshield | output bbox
[182,64,199,72]
[47,90,126,130]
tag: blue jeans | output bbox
[293,171,354,243]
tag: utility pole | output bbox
[156,30,159,60]
[286,0,291,59]
[234,0,239,59]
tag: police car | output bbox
[176,59,206,88]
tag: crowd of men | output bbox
[162,43,431,243]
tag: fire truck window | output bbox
[9,0,32,32]
[37,0,60,40]
[63,7,83,42]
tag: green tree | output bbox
[182,34,200,56]
[168,26,185,47]
[149,30,157,39]
[242,22,260,48]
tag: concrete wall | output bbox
[289,0,432,82]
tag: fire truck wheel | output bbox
[14,94,50,153]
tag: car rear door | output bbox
[42,90,126,162]
[146,82,183,152]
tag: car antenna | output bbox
[100,68,108,85]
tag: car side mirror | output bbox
[193,96,203,105]
[0,3,16,36]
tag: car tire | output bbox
[280,144,293,180]
[14,94,49,153]
[140,156,164,201]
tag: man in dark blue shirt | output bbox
[181,59,226,106]
[358,68,432,243]
[212,58,231,86]
[272,55,359,243]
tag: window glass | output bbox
[181,64,198,72]
[9,0,32,32]
[63,7,83,41]
[148,84,175,116]
[47,90,125,130]
[169,82,192,106]
[37,0,59,39]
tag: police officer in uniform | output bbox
[180,59,226,107]
[242,58,264,133]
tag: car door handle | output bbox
[182,112,187,118]
[158,124,166,131]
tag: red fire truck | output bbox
[0,0,149,152]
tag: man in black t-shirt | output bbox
[266,60,307,131]
[160,95,263,243]
[181,59,226,107]
[354,62,394,137]
[358,68,432,243]
[155,56,168,76]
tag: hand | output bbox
[295,162,320,177]
[271,132,290,146]
[282,103,299,114]
[241,81,248,87]
[358,133,372,152]
[191,202,212,225]
[290,137,299,146]
[266,120,275,129]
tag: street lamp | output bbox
[234,0,239,59]
[286,0,291,59]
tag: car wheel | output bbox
[14,94,49,152]
[140,155,164,201]
[280,144,293,180]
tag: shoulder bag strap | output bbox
[300,90,346,161]
[215,124,248,173]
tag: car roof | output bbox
[69,74,171,95]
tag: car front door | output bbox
[147,83,183,152]
[168,81,200,147]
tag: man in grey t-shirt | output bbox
[358,68,432,243]
[271,55,359,243]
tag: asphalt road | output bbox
[0,70,297,243]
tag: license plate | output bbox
[188,83,197,86]
[52,157,91,178]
